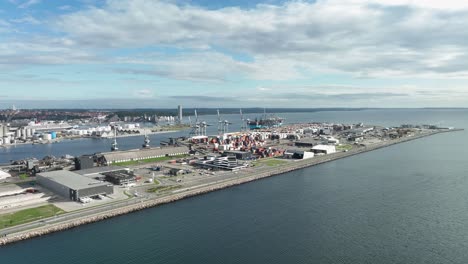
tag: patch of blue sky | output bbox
[209,46,254,63]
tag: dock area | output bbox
[0,126,462,246]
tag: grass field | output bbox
[157,124,190,131]
[253,158,288,167]
[336,144,353,151]
[0,205,65,229]
[147,185,182,193]
[114,155,188,166]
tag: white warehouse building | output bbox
[311,145,336,155]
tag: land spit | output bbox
[0,129,462,246]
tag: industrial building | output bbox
[311,145,336,155]
[96,146,190,165]
[75,165,131,181]
[284,149,314,160]
[295,138,320,148]
[75,166,129,176]
[223,150,252,160]
[75,155,94,170]
[169,168,186,176]
[325,137,340,145]
[102,171,136,186]
[195,156,247,171]
[0,170,11,180]
[178,105,183,123]
[36,171,113,201]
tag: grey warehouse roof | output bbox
[37,170,110,190]
[75,166,128,176]
[101,146,190,163]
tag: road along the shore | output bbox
[0,129,462,246]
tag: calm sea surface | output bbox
[1,109,467,264]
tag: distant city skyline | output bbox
[1,0,468,108]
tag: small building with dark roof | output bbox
[102,171,136,185]
[222,150,252,160]
[294,138,320,148]
[74,155,94,170]
[284,149,314,160]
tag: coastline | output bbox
[0,130,181,149]
[98,130,180,138]
[0,128,462,246]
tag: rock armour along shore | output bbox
[0,129,461,246]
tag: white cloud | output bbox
[0,19,11,30]
[58,5,72,11]
[10,15,41,25]
[0,37,101,68]
[340,0,468,10]
[18,0,41,9]
[2,0,468,107]
[134,89,154,98]
[257,86,271,91]
[47,0,468,80]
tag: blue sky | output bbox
[1,0,468,108]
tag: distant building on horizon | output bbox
[178,105,183,124]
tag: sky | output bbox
[1,0,468,109]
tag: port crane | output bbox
[111,126,119,151]
[216,109,232,134]
[188,110,210,136]
[240,109,249,132]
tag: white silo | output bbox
[43,133,52,140]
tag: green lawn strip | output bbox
[123,191,133,198]
[253,158,288,167]
[0,205,65,229]
[336,144,353,151]
[156,124,190,131]
[147,185,182,193]
[114,154,188,166]
[19,173,29,180]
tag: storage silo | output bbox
[43,133,52,141]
